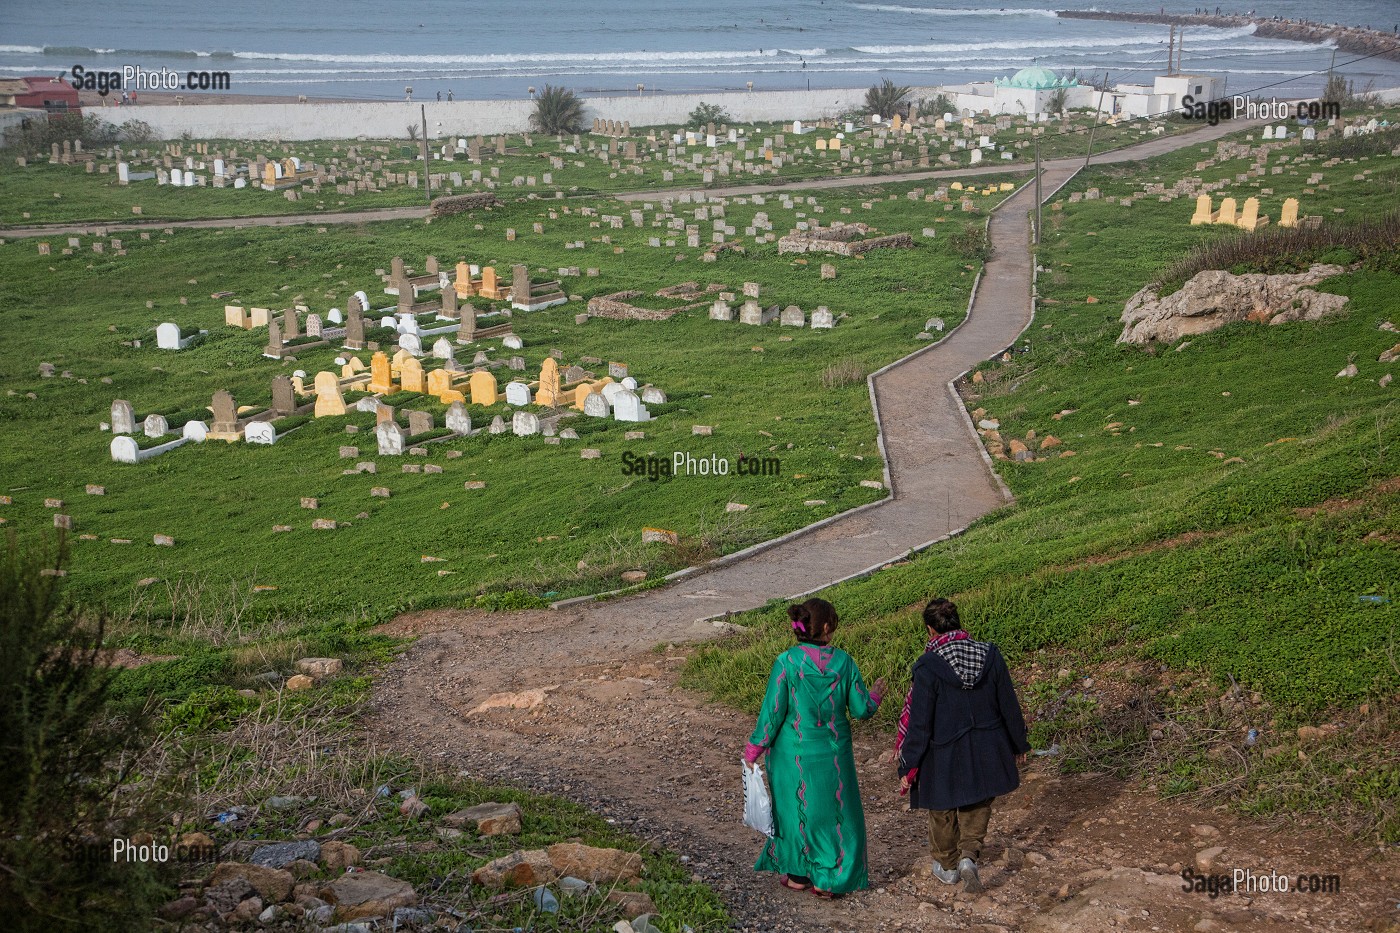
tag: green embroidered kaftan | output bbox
[748,644,880,894]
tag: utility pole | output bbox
[1033,136,1042,245]
[420,104,431,209]
[1167,26,1175,75]
[1084,72,1109,169]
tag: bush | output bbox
[948,221,992,263]
[686,102,731,131]
[117,119,156,144]
[919,93,955,119]
[1159,210,1400,291]
[530,85,586,136]
[864,79,912,120]
[0,534,172,930]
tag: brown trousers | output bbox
[928,797,994,870]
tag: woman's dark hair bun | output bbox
[787,605,809,623]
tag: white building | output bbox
[945,66,1223,122]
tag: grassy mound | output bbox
[684,122,1400,841]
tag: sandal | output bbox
[810,887,844,900]
[778,875,810,891]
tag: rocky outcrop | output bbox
[1118,264,1350,345]
[778,227,914,256]
[320,870,417,921]
[429,192,501,216]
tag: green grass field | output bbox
[683,114,1400,840]
[0,170,1014,674]
[0,109,1176,226]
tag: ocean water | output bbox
[4,0,1400,102]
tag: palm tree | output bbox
[530,85,586,136]
[865,79,912,120]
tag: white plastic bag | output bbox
[742,760,775,837]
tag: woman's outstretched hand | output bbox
[871,677,887,699]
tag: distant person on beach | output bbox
[895,598,1029,893]
[745,598,886,898]
[447,89,454,101]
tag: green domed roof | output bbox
[995,66,1077,90]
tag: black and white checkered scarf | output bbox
[936,636,989,689]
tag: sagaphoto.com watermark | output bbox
[1180,93,1340,126]
[1180,866,1341,898]
[621,451,782,482]
[70,64,231,96]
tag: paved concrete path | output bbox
[544,117,1263,641]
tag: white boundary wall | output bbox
[113,87,942,140]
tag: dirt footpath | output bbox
[366,608,1398,932]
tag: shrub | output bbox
[686,102,731,130]
[0,534,171,930]
[948,221,992,263]
[530,85,586,136]
[865,79,912,119]
[919,93,955,118]
[117,119,155,144]
[1159,210,1400,292]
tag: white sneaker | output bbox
[930,861,960,885]
[958,857,983,893]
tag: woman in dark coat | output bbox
[895,598,1030,892]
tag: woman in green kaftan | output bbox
[744,598,886,897]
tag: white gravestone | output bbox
[183,420,208,442]
[446,401,472,435]
[612,390,651,422]
[110,436,140,463]
[582,391,609,417]
[376,420,405,455]
[244,421,276,445]
[511,411,540,436]
[156,322,183,350]
[504,382,533,406]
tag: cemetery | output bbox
[0,106,1186,227]
[2,85,1399,932]
[3,137,1021,616]
[3,101,1395,614]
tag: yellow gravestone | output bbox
[1279,197,1300,228]
[468,370,498,406]
[455,261,475,297]
[1190,194,1214,225]
[399,357,425,393]
[536,358,562,407]
[1238,197,1265,232]
[368,351,395,394]
[314,371,347,417]
[1216,197,1237,226]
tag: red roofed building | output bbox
[0,77,82,115]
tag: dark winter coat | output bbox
[897,641,1030,811]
